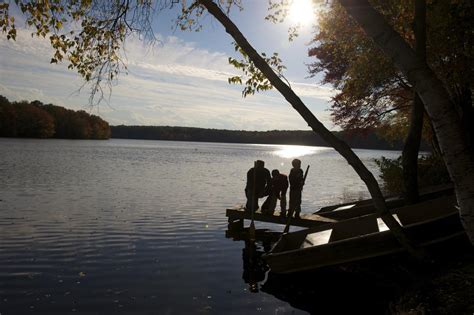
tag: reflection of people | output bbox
[242,240,269,293]
[289,159,304,219]
[262,169,288,216]
[245,160,271,212]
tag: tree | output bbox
[336,0,474,243]
[308,2,411,131]
[307,1,426,202]
[0,95,110,139]
[196,0,424,257]
[308,0,473,204]
[309,1,472,137]
[401,0,426,204]
[0,96,18,137]
[14,102,55,138]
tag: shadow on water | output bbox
[229,226,473,315]
[228,228,410,314]
[261,266,397,314]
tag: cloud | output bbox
[0,27,336,130]
[291,82,335,100]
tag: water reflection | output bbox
[242,240,269,293]
[226,228,278,293]
[1,139,402,314]
[273,145,330,158]
[228,227,400,314]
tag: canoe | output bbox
[263,195,466,273]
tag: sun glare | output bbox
[288,0,315,27]
[274,145,319,158]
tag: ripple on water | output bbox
[0,139,400,314]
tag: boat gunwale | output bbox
[316,184,453,214]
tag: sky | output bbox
[0,0,337,131]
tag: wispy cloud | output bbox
[0,27,336,130]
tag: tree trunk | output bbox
[401,0,426,204]
[339,0,474,244]
[198,0,425,259]
[402,94,423,203]
[457,84,474,147]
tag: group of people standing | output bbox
[245,159,305,219]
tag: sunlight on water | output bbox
[272,145,329,158]
[0,138,401,314]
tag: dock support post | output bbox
[228,217,244,232]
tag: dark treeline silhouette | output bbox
[111,125,425,150]
[0,92,425,149]
[0,95,110,139]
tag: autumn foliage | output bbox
[0,95,110,139]
[308,0,473,141]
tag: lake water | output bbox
[0,138,400,314]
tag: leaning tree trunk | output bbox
[401,0,426,204]
[339,0,474,244]
[199,0,425,259]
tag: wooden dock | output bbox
[226,206,338,231]
[226,185,454,231]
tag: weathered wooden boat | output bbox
[263,195,467,273]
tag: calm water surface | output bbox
[0,138,400,314]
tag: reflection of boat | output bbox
[261,267,396,314]
[263,195,467,273]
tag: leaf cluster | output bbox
[308,0,473,136]
[308,2,410,130]
[374,155,451,195]
[1,0,157,103]
[0,3,16,40]
[2,0,254,102]
[174,0,242,32]
[227,42,287,97]
[265,0,325,41]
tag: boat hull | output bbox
[264,200,466,273]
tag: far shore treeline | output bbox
[111,125,421,151]
[0,95,110,139]
[0,94,424,150]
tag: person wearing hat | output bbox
[245,160,271,212]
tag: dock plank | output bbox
[226,207,337,228]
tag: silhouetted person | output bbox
[262,169,288,216]
[242,240,268,293]
[289,159,304,219]
[245,160,271,212]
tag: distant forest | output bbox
[0,95,110,139]
[0,93,422,150]
[111,125,418,150]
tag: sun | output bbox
[288,0,315,27]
